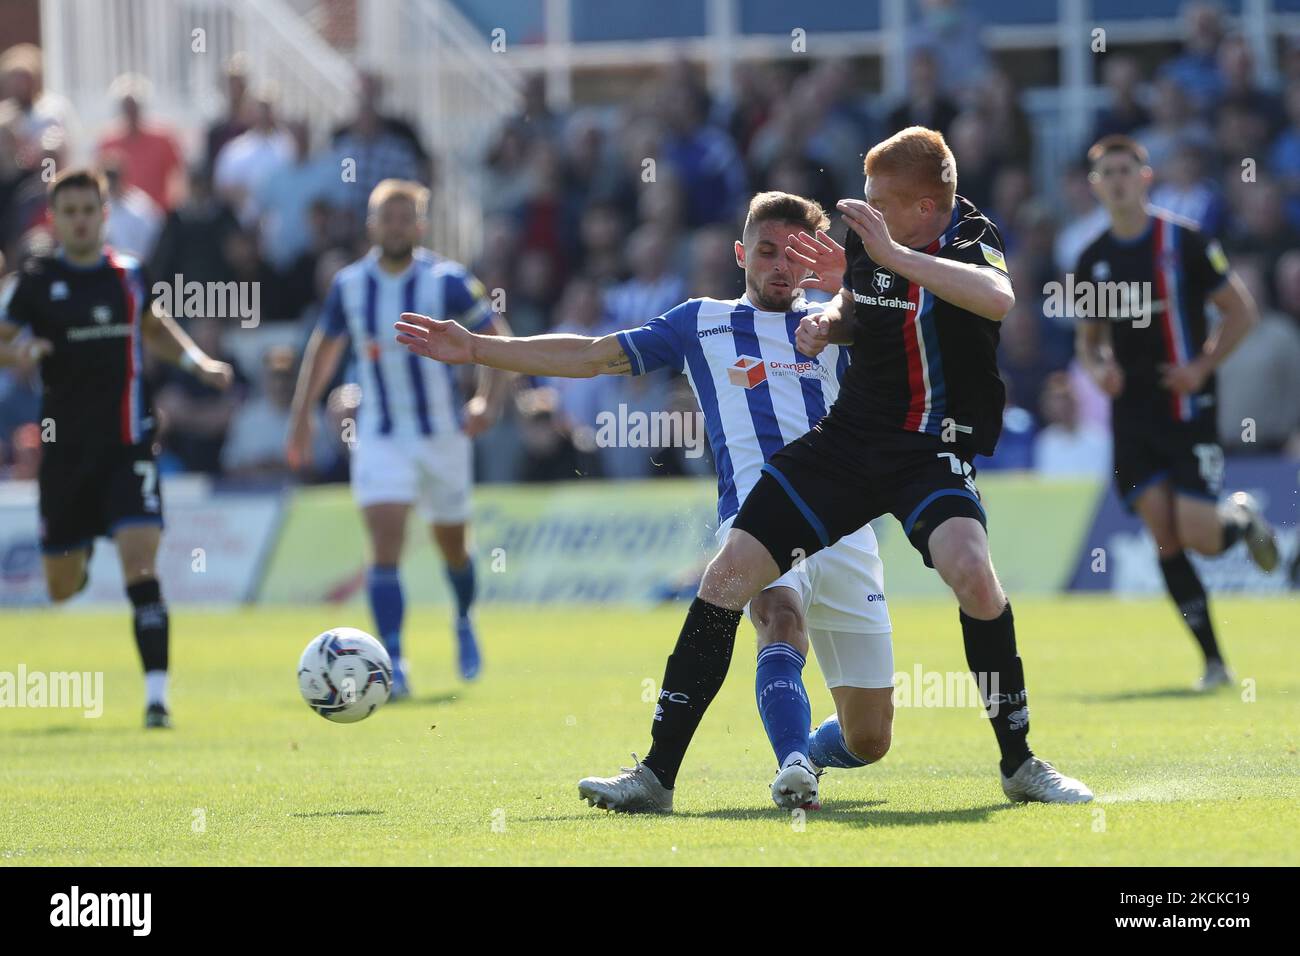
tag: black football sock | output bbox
[127,578,170,704]
[960,602,1033,779]
[1158,552,1222,664]
[642,597,740,790]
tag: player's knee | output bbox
[700,538,765,610]
[843,726,891,764]
[47,576,82,603]
[752,595,807,653]
[936,542,1000,611]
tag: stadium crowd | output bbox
[2,0,1299,487]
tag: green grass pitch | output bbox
[1,596,1296,866]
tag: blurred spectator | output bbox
[657,76,747,228]
[152,316,246,473]
[909,0,990,98]
[1091,55,1151,142]
[886,48,959,141]
[0,421,41,481]
[1267,83,1300,230]
[213,86,295,227]
[1215,33,1284,139]
[1032,372,1112,477]
[213,85,295,224]
[1158,1,1226,111]
[1149,141,1225,235]
[1216,253,1300,453]
[252,121,342,273]
[1224,175,1300,279]
[1054,161,1108,274]
[221,345,328,478]
[0,44,79,161]
[605,224,686,329]
[96,73,186,211]
[1134,76,1214,173]
[102,150,163,260]
[979,70,1034,169]
[946,111,996,210]
[331,72,427,226]
[205,53,252,168]
[149,165,241,288]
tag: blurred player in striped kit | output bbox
[288,180,511,694]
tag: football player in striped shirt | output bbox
[0,168,234,728]
[399,191,898,813]
[1074,136,1277,690]
[288,180,510,694]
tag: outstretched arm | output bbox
[396,312,633,378]
[142,306,233,389]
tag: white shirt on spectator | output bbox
[214,127,295,224]
[105,186,163,261]
[1033,422,1113,478]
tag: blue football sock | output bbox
[367,564,404,663]
[755,643,812,767]
[446,559,476,619]
[809,714,870,769]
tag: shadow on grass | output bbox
[4,724,142,737]
[1075,686,1211,703]
[511,800,1016,828]
[289,809,386,818]
[390,691,464,707]
[677,800,1015,827]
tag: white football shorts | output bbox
[717,518,894,689]
[349,432,473,524]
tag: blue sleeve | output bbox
[615,303,692,375]
[317,276,348,338]
[443,267,493,332]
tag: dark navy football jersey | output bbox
[1074,209,1229,425]
[0,248,157,447]
[832,196,1008,456]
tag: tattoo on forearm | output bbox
[605,350,632,374]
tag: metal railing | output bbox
[40,0,358,159]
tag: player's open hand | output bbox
[786,230,845,294]
[396,313,475,365]
[197,358,234,391]
[1160,359,1209,395]
[837,199,900,268]
[796,314,832,357]
[286,414,315,471]
[461,394,495,437]
[15,337,53,372]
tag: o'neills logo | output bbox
[853,290,916,311]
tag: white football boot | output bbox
[771,753,820,811]
[1001,756,1094,804]
[1220,491,1279,573]
[578,755,674,814]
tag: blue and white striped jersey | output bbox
[320,247,493,438]
[617,294,849,523]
